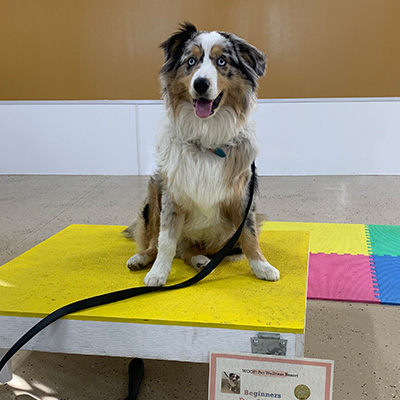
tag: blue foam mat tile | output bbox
[372,255,400,305]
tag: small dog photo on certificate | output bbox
[221,371,241,394]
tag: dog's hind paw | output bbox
[191,255,210,271]
[127,253,151,271]
[250,260,280,281]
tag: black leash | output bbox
[125,358,145,400]
[0,162,257,386]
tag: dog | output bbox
[124,22,280,287]
[226,372,241,393]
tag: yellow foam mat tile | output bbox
[263,221,369,256]
[0,224,309,334]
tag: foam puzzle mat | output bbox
[0,225,309,334]
[264,222,400,305]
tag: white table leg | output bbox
[0,349,12,383]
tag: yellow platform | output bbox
[0,225,309,334]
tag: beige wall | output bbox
[1,0,399,100]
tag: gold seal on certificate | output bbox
[294,384,311,399]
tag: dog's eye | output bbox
[187,57,197,67]
[217,57,226,67]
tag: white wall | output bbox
[0,99,399,175]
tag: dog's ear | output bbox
[236,40,266,77]
[160,22,197,73]
[223,33,266,82]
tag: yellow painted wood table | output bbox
[0,224,309,374]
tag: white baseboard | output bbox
[0,104,139,175]
[1,99,399,175]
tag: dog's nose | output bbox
[193,78,210,95]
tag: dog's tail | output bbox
[122,221,137,240]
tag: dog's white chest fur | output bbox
[157,129,231,214]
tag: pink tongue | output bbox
[195,98,213,118]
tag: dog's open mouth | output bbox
[193,92,223,119]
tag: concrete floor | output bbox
[1,174,400,400]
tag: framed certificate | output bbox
[209,352,333,400]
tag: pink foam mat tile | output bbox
[308,253,380,303]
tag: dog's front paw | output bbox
[250,260,280,281]
[144,270,168,287]
[144,261,170,287]
[127,253,151,271]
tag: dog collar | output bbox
[189,140,227,158]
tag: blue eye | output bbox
[217,57,226,67]
[187,57,197,67]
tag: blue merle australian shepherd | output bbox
[124,23,280,286]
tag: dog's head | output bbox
[228,373,240,384]
[159,22,266,124]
